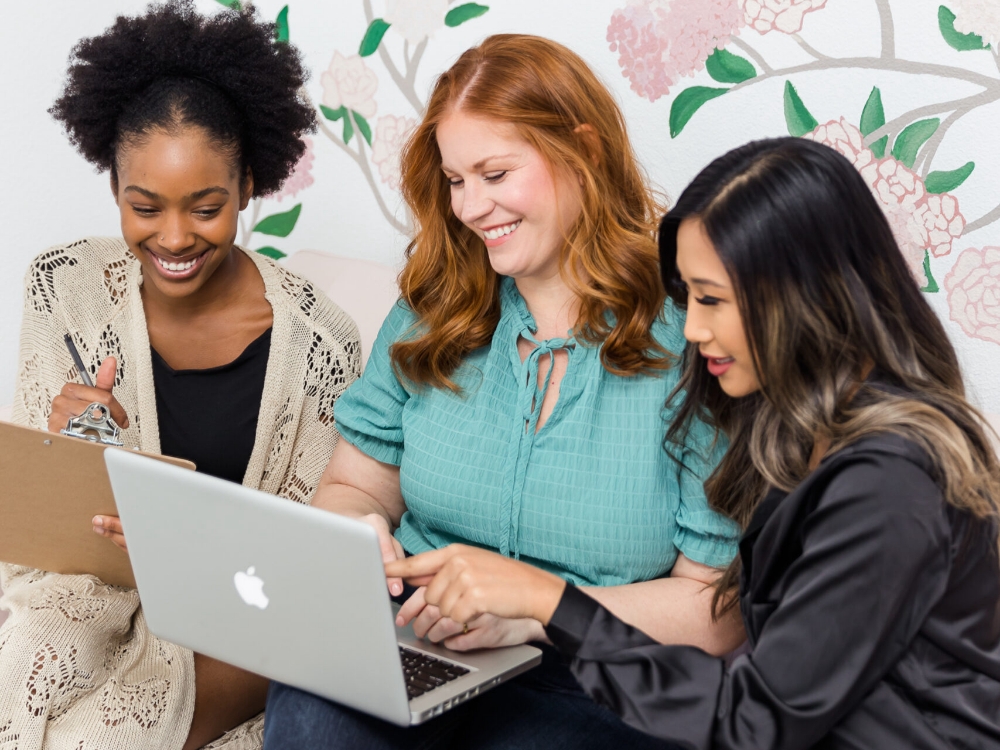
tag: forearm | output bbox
[581,576,744,656]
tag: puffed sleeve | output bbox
[671,417,740,568]
[332,302,415,466]
[546,453,952,750]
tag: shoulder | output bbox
[22,237,134,314]
[246,249,361,347]
[811,434,946,527]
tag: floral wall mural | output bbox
[1,0,998,411]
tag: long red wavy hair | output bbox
[394,34,669,390]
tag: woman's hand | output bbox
[48,356,130,433]
[359,513,406,596]
[93,514,128,553]
[386,544,566,626]
[395,586,548,650]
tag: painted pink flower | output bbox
[945,246,1000,345]
[949,0,1000,47]
[805,118,966,287]
[320,52,378,119]
[275,137,315,201]
[371,115,418,191]
[607,0,746,102]
[740,0,827,34]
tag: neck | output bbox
[514,273,578,340]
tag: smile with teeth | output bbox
[483,220,521,240]
[152,251,205,273]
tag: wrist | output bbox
[530,571,567,626]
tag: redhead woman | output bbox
[263,34,740,749]
[388,137,1000,749]
[0,2,360,748]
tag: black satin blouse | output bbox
[546,433,1000,749]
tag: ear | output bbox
[573,124,602,169]
[240,167,254,210]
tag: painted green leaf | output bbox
[784,81,819,137]
[705,48,756,84]
[320,105,346,122]
[359,18,391,57]
[921,250,939,293]
[860,86,888,159]
[445,3,489,27]
[215,0,241,8]
[669,87,728,138]
[352,112,372,146]
[925,161,975,193]
[275,6,289,43]
[938,6,989,51]
[256,246,287,260]
[342,115,355,145]
[891,118,940,168]
[253,204,302,238]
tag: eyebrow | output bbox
[686,277,729,289]
[441,153,519,173]
[123,186,231,201]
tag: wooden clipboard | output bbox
[0,420,194,588]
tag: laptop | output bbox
[103,448,541,726]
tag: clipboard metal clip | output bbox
[61,402,124,447]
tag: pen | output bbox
[64,333,94,388]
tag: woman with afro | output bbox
[1,2,360,748]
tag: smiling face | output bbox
[114,126,251,304]
[436,110,583,283]
[675,218,760,398]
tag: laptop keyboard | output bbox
[399,646,470,699]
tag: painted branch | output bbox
[791,34,830,61]
[731,37,773,74]
[875,0,895,59]
[965,203,1000,236]
[864,88,1000,147]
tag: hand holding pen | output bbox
[48,336,130,435]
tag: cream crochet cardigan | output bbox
[0,237,362,749]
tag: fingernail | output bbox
[396,615,404,626]
[391,583,401,596]
[93,516,103,527]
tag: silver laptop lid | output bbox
[104,448,411,725]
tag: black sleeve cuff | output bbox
[544,584,602,658]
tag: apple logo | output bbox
[234,566,269,610]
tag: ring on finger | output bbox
[462,623,469,635]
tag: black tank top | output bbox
[151,328,272,483]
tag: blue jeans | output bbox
[262,646,682,750]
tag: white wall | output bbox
[2,0,998,409]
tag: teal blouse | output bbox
[334,278,739,587]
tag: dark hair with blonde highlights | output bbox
[660,137,1000,617]
[394,34,669,390]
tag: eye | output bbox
[694,295,721,306]
[194,207,222,219]
[484,171,507,183]
[131,206,158,217]
[447,177,464,188]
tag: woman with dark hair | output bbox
[264,34,740,749]
[0,2,360,748]
[388,136,1000,748]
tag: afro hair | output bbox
[50,0,316,197]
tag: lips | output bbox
[481,220,521,248]
[703,354,735,378]
[146,248,210,281]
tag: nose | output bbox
[156,211,196,255]
[455,180,494,225]
[683,303,713,346]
